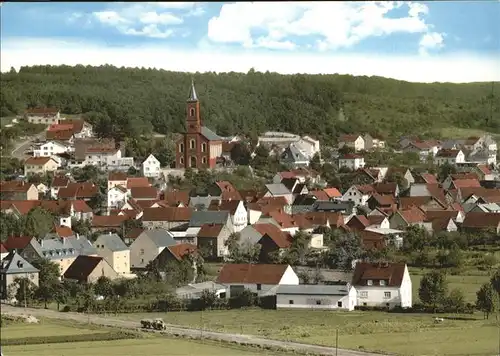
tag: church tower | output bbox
[186,79,201,134]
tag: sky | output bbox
[1,1,499,83]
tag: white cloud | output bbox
[207,1,445,54]
[419,32,445,55]
[91,3,204,39]
[2,38,499,83]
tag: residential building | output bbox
[24,157,59,176]
[63,255,119,283]
[142,207,193,230]
[175,81,223,169]
[216,263,299,298]
[142,154,161,178]
[0,181,39,201]
[107,185,128,209]
[434,149,465,166]
[25,107,60,125]
[129,229,177,269]
[208,199,248,232]
[263,183,294,205]
[352,262,412,308]
[338,134,365,152]
[176,281,227,300]
[33,140,70,157]
[0,251,39,300]
[108,171,128,190]
[342,185,374,206]
[338,154,365,170]
[461,212,500,233]
[276,284,357,311]
[94,233,131,275]
[196,223,232,259]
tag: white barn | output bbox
[276,284,357,311]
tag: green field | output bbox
[1,319,291,356]
[122,309,500,356]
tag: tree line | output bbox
[1,65,498,144]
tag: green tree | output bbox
[32,258,61,308]
[199,289,217,310]
[8,277,37,306]
[230,142,251,166]
[444,288,465,312]
[437,162,457,182]
[418,270,448,311]
[282,230,311,266]
[94,276,114,299]
[24,207,54,238]
[476,282,499,319]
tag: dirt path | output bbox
[2,305,383,356]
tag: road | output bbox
[2,305,383,356]
[10,131,45,159]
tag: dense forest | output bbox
[1,65,498,142]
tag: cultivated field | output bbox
[123,309,500,356]
[1,319,293,356]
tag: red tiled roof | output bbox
[55,226,74,237]
[126,227,144,240]
[108,172,128,181]
[399,196,445,210]
[323,188,342,198]
[208,199,242,215]
[419,173,438,184]
[24,157,53,165]
[293,211,345,229]
[477,164,492,175]
[71,200,93,213]
[267,212,299,229]
[0,243,7,253]
[308,190,330,201]
[215,181,237,192]
[452,179,481,189]
[164,190,190,207]
[366,215,386,226]
[58,182,97,199]
[26,107,59,115]
[216,263,290,284]
[46,130,73,141]
[0,181,34,193]
[126,177,150,189]
[436,149,461,158]
[352,262,406,287]
[340,153,363,159]
[51,176,70,188]
[358,230,386,250]
[339,134,361,143]
[462,212,500,229]
[347,215,370,230]
[92,215,128,227]
[356,184,376,195]
[166,243,197,261]
[130,186,158,199]
[3,236,33,251]
[253,223,292,248]
[399,207,426,223]
[142,207,192,222]
[198,223,225,238]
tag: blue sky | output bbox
[1,1,499,82]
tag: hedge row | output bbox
[2,331,138,346]
[355,303,475,314]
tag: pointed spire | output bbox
[188,78,198,102]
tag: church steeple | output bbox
[188,78,198,102]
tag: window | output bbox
[316,300,321,305]
[380,280,386,286]
[201,142,207,152]
[140,249,144,255]
[337,301,342,308]
[202,157,207,164]
[190,139,196,149]
[179,143,184,153]
[189,108,195,116]
[363,302,367,306]
[180,157,184,164]
[367,280,373,286]
[384,292,391,299]
[360,291,368,298]
[256,284,262,290]
[289,300,294,305]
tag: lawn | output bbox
[1,320,106,339]
[435,126,500,141]
[409,267,491,304]
[3,338,289,356]
[122,309,500,356]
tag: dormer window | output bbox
[367,280,373,286]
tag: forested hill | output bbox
[1,65,498,141]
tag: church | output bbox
[175,81,223,169]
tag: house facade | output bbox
[129,229,177,269]
[175,81,223,169]
[339,154,365,170]
[338,135,365,152]
[352,262,412,309]
[33,141,70,157]
[434,149,465,165]
[276,284,357,311]
[0,251,40,300]
[94,233,131,275]
[25,108,60,125]
[142,154,161,178]
[24,157,59,176]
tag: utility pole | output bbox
[200,309,203,338]
[23,278,27,309]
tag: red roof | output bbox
[339,134,361,143]
[51,176,70,188]
[399,207,426,223]
[164,190,190,207]
[130,186,158,199]
[419,173,438,184]
[477,164,492,175]
[340,153,363,159]
[352,262,406,287]
[55,226,74,237]
[462,212,500,229]
[0,243,7,253]
[254,222,292,248]
[126,177,150,189]
[26,107,58,115]
[452,179,481,189]
[0,181,34,193]
[436,149,461,158]
[216,264,290,284]
[323,188,342,198]
[3,236,33,251]
[92,215,128,227]
[166,244,197,261]
[198,223,225,238]
[142,207,192,222]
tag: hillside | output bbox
[0,65,498,142]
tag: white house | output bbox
[94,233,131,276]
[142,154,161,178]
[352,262,412,309]
[339,154,365,170]
[434,149,465,166]
[338,134,365,152]
[209,200,248,233]
[216,263,299,298]
[33,141,70,157]
[342,185,374,206]
[84,147,122,167]
[276,284,357,311]
[107,185,128,209]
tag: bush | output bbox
[2,331,138,346]
[354,305,390,312]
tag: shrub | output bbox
[2,331,138,346]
